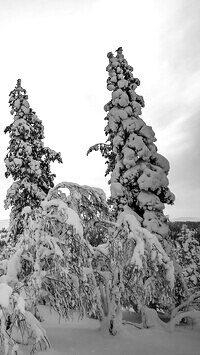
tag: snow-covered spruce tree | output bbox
[88,47,175,240]
[4,79,62,241]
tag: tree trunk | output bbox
[99,305,122,335]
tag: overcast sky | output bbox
[0,0,199,220]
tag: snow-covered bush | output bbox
[1,180,175,343]
[87,47,175,240]
[0,282,50,354]
[1,195,101,317]
[0,185,106,352]
[47,183,174,334]
[4,79,62,242]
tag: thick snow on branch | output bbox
[94,243,109,257]
[4,248,22,283]
[41,198,83,237]
[138,166,169,191]
[170,310,200,331]
[48,182,107,206]
[0,283,12,308]
[171,291,200,320]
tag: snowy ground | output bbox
[22,306,200,355]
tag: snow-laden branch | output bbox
[118,207,175,288]
[41,198,83,237]
[0,283,51,353]
[169,310,200,331]
[46,181,107,206]
[171,291,200,320]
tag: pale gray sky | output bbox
[0,0,199,220]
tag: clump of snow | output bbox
[66,207,83,237]
[154,153,170,174]
[137,191,164,211]
[139,125,156,143]
[122,146,137,168]
[137,166,169,191]
[165,261,175,288]
[12,118,31,138]
[6,248,22,282]
[111,182,125,198]
[143,211,168,236]
[41,199,83,237]
[14,294,26,314]
[0,283,12,308]
[94,243,109,256]
[13,157,22,166]
[22,206,32,214]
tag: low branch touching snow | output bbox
[169,310,200,331]
[171,291,200,320]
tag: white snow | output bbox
[0,219,9,230]
[122,146,137,168]
[22,206,32,214]
[0,283,12,308]
[110,182,124,198]
[14,294,26,314]
[154,153,170,174]
[13,157,22,166]
[138,166,169,191]
[65,207,83,236]
[139,125,156,143]
[137,191,164,211]
[21,306,200,355]
[143,211,169,236]
[41,199,83,237]
[94,243,109,256]
[6,249,22,282]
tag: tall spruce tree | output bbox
[4,79,62,240]
[88,48,175,239]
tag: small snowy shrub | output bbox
[48,183,174,334]
[0,185,105,352]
